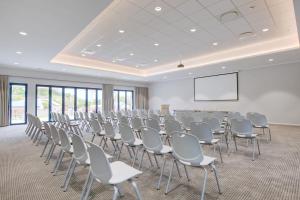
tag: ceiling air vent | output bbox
[177,63,184,68]
[239,31,256,40]
[220,10,240,23]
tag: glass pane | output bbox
[77,89,86,112]
[87,89,96,112]
[119,91,126,111]
[97,90,102,113]
[10,85,26,124]
[65,88,75,119]
[113,91,119,111]
[126,91,133,110]
[51,87,63,117]
[37,86,50,121]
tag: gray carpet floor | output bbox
[0,124,299,200]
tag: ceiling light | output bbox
[81,53,86,57]
[262,28,269,32]
[135,65,139,68]
[16,51,23,55]
[13,62,19,65]
[163,76,167,79]
[268,58,274,62]
[96,44,102,47]
[188,72,193,75]
[19,31,27,36]
[212,42,218,46]
[119,29,125,33]
[112,60,116,63]
[154,43,159,46]
[129,53,134,56]
[220,10,240,23]
[155,6,162,12]
[154,59,158,62]
[62,68,67,71]
[190,28,197,32]
[222,66,226,69]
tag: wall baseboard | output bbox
[270,122,300,127]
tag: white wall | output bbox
[149,63,300,125]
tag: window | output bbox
[64,88,75,119]
[51,87,63,114]
[36,86,50,121]
[87,89,96,112]
[113,90,134,111]
[97,89,102,113]
[76,88,87,112]
[9,83,27,124]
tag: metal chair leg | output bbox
[218,143,223,163]
[40,139,49,157]
[200,168,208,200]
[211,164,222,194]
[183,165,190,181]
[138,150,145,170]
[80,170,94,200]
[112,186,119,200]
[53,151,65,175]
[233,136,238,151]
[146,151,154,167]
[268,128,271,142]
[165,159,175,194]
[157,155,167,190]
[117,143,124,160]
[252,138,256,161]
[174,160,181,177]
[129,179,142,200]
[132,147,139,167]
[63,158,76,192]
[257,138,261,155]
[153,154,160,168]
[52,149,63,173]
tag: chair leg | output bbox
[117,143,124,160]
[233,136,238,151]
[129,179,142,200]
[126,145,133,159]
[40,139,49,157]
[165,159,175,194]
[146,152,154,167]
[268,128,271,142]
[36,131,44,146]
[257,138,261,155]
[112,185,119,200]
[53,151,65,176]
[132,147,139,167]
[174,160,181,177]
[183,165,190,181]
[157,155,167,190]
[211,164,222,194]
[116,184,124,197]
[153,154,160,168]
[218,143,223,163]
[45,144,56,164]
[52,149,63,173]
[252,138,256,161]
[200,168,208,200]
[138,150,145,170]
[91,134,95,142]
[80,170,94,200]
[63,158,76,192]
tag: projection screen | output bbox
[194,72,238,101]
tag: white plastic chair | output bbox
[103,121,122,155]
[45,124,61,165]
[190,122,223,163]
[166,133,222,200]
[164,119,182,145]
[247,112,271,141]
[131,117,144,138]
[80,143,142,200]
[90,118,107,147]
[40,122,52,157]
[118,123,143,165]
[231,118,261,161]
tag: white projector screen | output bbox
[194,73,238,101]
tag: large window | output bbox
[113,90,134,111]
[9,83,27,124]
[64,88,75,119]
[37,86,50,121]
[35,85,102,121]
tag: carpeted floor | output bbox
[0,124,299,200]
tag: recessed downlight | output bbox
[155,6,162,12]
[212,42,218,46]
[81,53,86,57]
[268,58,274,62]
[14,62,19,65]
[262,28,269,32]
[119,29,125,33]
[154,59,158,62]
[222,66,226,69]
[190,28,197,32]
[16,51,23,55]
[129,53,134,56]
[96,44,102,47]
[154,43,159,46]
[19,31,27,36]
[112,60,116,63]
[163,76,167,79]
[188,72,193,75]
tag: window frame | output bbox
[35,84,102,122]
[9,83,28,125]
[113,89,134,111]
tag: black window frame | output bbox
[35,84,102,122]
[9,83,28,125]
[113,89,134,111]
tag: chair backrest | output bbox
[49,124,60,144]
[35,117,42,129]
[149,113,160,122]
[90,119,101,133]
[97,112,104,124]
[180,115,194,129]
[247,112,268,127]
[145,118,160,132]
[190,122,213,142]
[84,112,90,120]
[165,119,181,136]
[141,127,163,153]
[58,128,72,151]
[131,117,143,130]
[203,117,221,131]
[103,121,115,137]
[79,112,84,120]
[87,142,112,184]
[65,114,71,125]
[120,116,129,125]
[74,111,79,120]
[172,132,204,165]
[43,122,52,138]
[119,123,135,144]
[231,118,253,136]
[71,134,89,163]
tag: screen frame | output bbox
[193,72,239,101]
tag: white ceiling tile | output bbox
[175,0,205,15]
[197,0,223,7]
[231,0,255,6]
[224,18,253,35]
[207,0,236,17]
[162,0,187,7]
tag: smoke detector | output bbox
[220,10,240,23]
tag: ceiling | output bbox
[0,0,300,82]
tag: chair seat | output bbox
[109,133,121,140]
[133,138,143,146]
[236,133,257,138]
[179,155,216,167]
[159,130,166,135]
[253,125,269,128]
[199,138,220,144]
[108,161,142,184]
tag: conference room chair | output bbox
[26,114,35,137]
[89,119,107,148]
[40,122,52,158]
[52,128,73,176]
[166,132,221,200]
[45,124,61,165]
[131,117,144,138]
[118,123,143,166]
[230,118,261,161]
[247,112,272,142]
[119,115,130,126]
[96,112,105,127]
[190,122,223,163]
[25,114,33,135]
[103,121,122,155]
[32,117,44,144]
[83,112,91,132]
[64,114,81,136]
[145,118,166,136]
[164,119,182,145]
[139,127,176,190]
[80,143,142,200]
